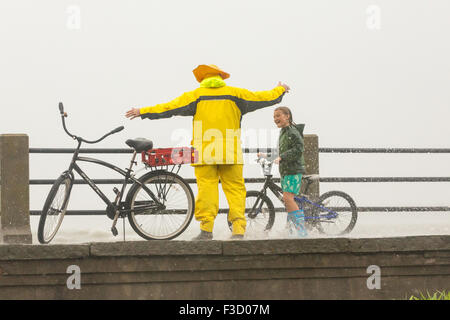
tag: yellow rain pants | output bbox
[194,164,246,235]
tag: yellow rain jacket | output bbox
[140,81,286,165]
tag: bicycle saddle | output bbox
[126,138,153,152]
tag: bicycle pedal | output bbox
[111,226,118,236]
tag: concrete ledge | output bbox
[0,244,90,260]
[1,235,448,260]
[0,235,449,299]
[223,235,450,255]
[90,240,222,256]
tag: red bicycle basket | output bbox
[142,147,198,167]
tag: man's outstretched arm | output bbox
[233,82,290,115]
[125,91,198,120]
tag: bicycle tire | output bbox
[38,172,72,244]
[227,190,276,234]
[313,190,358,236]
[126,170,195,240]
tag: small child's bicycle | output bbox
[38,103,196,244]
[228,156,358,236]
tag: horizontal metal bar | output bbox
[268,207,450,213]
[352,206,450,212]
[30,210,104,216]
[30,179,132,185]
[29,178,278,185]
[320,177,450,182]
[29,148,134,154]
[319,148,450,153]
[30,148,279,154]
[30,206,450,216]
[29,147,450,154]
[29,176,450,185]
[242,148,277,153]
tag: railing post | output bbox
[303,134,319,201]
[0,134,32,244]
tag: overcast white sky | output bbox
[1,0,450,212]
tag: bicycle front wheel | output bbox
[313,190,358,236]
[38,173,72,244]
[227,191,276,235]
[126,171,194,240]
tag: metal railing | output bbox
[29,147,450,215]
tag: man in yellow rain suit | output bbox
[126,64,290,240]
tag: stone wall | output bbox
[0,235,449,300]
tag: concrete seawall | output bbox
[0,235,449,300]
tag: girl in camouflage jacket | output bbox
[273,106,307,237]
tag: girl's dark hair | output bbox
[275,106,296,125]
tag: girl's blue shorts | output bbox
[281,173,303,194]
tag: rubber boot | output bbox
[191,230,213,241]
[287,209,308,238]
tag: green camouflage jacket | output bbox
[278,124,306,177]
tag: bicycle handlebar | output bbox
[110,126,125,135]
[59,103,75,139]
[256,156,274,166]
[58,102,124,144]
[59,102,64,115]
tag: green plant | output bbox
[409,290,450,300]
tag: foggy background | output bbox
[1,0,449,242]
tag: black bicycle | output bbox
[228,156,358,236]
[37,103,195,244]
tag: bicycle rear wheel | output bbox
[38,173,72,244]
[313,190,358,236]
[126,171,194,240]
[227,191,276,235]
